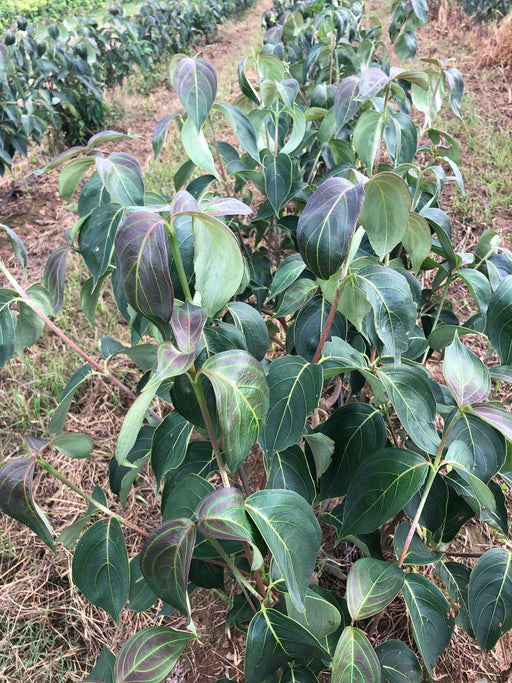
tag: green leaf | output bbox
[196,487,256,545]
[486,275,512,364]
[289,295,346,362]
[374,640,422,683]
[260,355,323,456]
[297,178,364,280]
[334,76,361,130]
[78,204,124,288]
[339,448,429,539]
[444,440,497,514]
[128,554,157,613]
[285,588,341,638]
[471,402,512,442]
[86,646,115,683]
[48,364,93,434]
[140,518,197,621]
[303,433,334,480]
[469,548,512,651]
[269,254,307,300]
[336,273,371,331]
[109,426,153,509]
[456,269,492,314]
[0,289,16,368]
[353,110,384,172]
[355,265,417,363]
[215,103,260,163]
[181,116,219,178]
[152,114,176,161]
[49,432,94,459]
[226,301,269,361]
[175,57,217,132]
[318,404,387,500]
[263,153,293,216]
[44,245,70,313]
[188,212,244,315]
[246,489,321,611]
[267,446,316,503]
[393,522,441,565]
[200,350,269,472]
[443,335,490,406]
[116,385,158,467]
[72,518,129,624]
[275,279,318,318]
[379,364,440,454]
[403,212,431,274]
[358,172,411,259]
[115,212,174,326]
[96,152,144,207]
[162,473,214,522]
[346,558,404,621]
[331,626,381,683]
[245,609,328,683]
[151,411,194,490]
[0,457,54,549]
[402,573,454,675]
[59,156,95,201]
[113,626,194,683]
[436,561,473,635]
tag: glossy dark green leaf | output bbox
[393,522,441,565]
[356,265,416,363]
[115,385,158,467]
[115,211,173,326]
[444,441,496,515]
[246,489,320,611]
[402,573,454,675]
[480,479,509,535]
[13,286,48,357]
[128,554,157,613]
[443,335,490,406]
[318,403,387,500]
[162,473,214,522]
[445,67,464,118]
[468,548,512,651]
[487,275,512,364]
[85,646,115,683]
[78,204,124,287]
[0,457,54,549]
[297,178,364,280]
[318,336,367,377]
[50,432,94,459]
[379,364,440,454]
[359,67,392,100]
[275,279,318,318]
[96,152,144,207]
[456,269,492,314]
[109,425,152,507]
[140,518,196,620]
[374,639,422,683]
[384,113,418,166]
[303,433,334,481]
[0,289,16,368]
[358,172,410,259]
[245,609,328,683]
[436,561,472,635]
[403,212,431,275]
[151,411,194,490]
[290,295,346,362]
[267,446,316,503]
[196,487,255,544]
[284,588,341,638]
[353,110,384,172]
[48,363,93,435]
[279,666,318,683]
[261,355,322,456]
[263,153,293,216]
[339,448,429,539]
[152,114,176,160]
[113,626,194,683]
[59,156,95,201]
[214,103,259,163]
[333,76,361,130]
[175,57,217,132]
[200,350,269,472]
[445,412,505,483]
[331,626,381,683]
[404,473,448,535]
[226,301,269,361]
[347,558,404,621]
[269,254,307,300]
[72,518,129,624]
[44,245,70,313]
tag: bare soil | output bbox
[1,1,512,682]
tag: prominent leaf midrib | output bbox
[474,552,512,644]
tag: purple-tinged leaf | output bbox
[44,246,70,313]
[358,67,393,101]
[79,204,124,288]
[444,67,464,118]
[140,518,197,620]
[151,411,194,491]
[72,518,129,624]
[196,487,255,544]
[200,350,269,472]
[145,302,208,389]
[332,626,381,683]
[175,57,217,132]
[0,457,54,549]
[472,402,512,441]
[0,223,27,275]
[276,78,299,108]
[490,366,512,383]
[333,76,361,130]
[59,157,95,201]
[444,335,490,406]
[96,152,145,207]
[115,211,173,326]
[487,275,512,365]
[347,558,404,621]
[199,196,253,217]
[34,145,86,175]
[114,626,194,683]
[152,114,177,160]
[170,190,200,215]
[297,178,364,280]
[24,436,48,454]
[87,130,138,150]
[263,153,293,216]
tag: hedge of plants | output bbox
[3,0,512,680]
[0,0,106,29]
[0,0,254,176]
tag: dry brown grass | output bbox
[478,12,512,69]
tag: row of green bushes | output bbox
[0,0,108,28]
[0,0,254,176]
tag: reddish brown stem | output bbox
[312,286,341,363]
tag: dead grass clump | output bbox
[478,12,512,69]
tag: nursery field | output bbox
[1,0,512,681]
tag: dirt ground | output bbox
[1,0,512,681]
